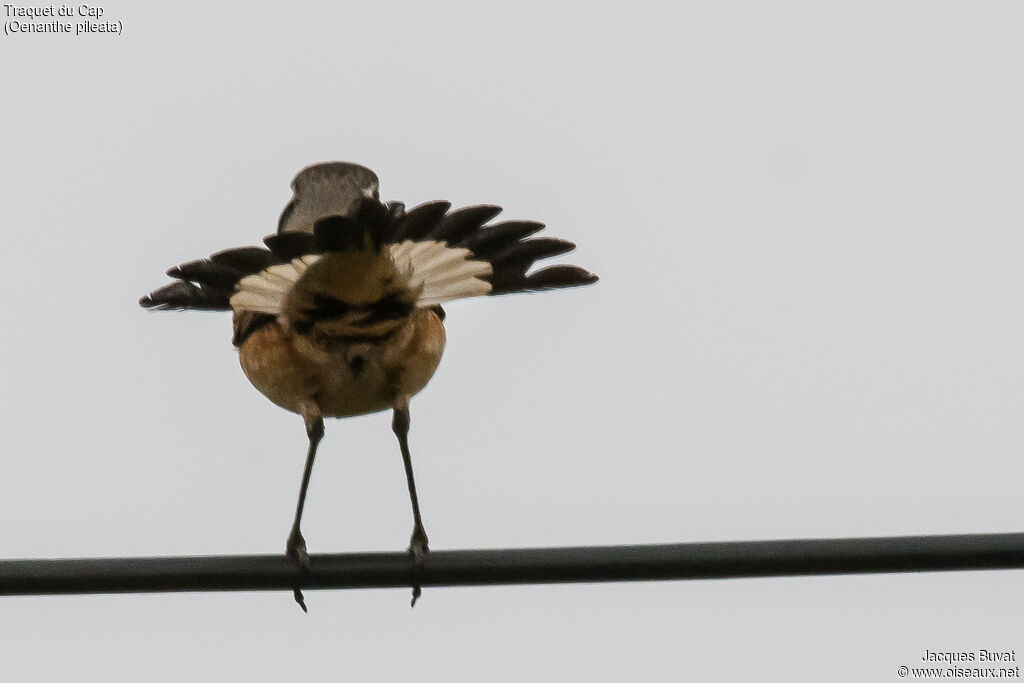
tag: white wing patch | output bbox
[390,240,492,306]
[230,254,322,314]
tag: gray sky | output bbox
[2,1,1024,680]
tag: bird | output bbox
[139,161,598,609]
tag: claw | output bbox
[293,589,308,612]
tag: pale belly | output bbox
[237,309,446,418]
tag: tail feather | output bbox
[139,280,232,311]
[390,201,451,242]
[313,216,371,251]
[424,205,502,244]
[210,246,277,272]
[263,232,320,260]
[459,220,545,252]
[377,201,406,244]
[142,188,597,335]
[515,264,600,293]
[488,237,577,270]
[168,260,247,290]
[417,278,491,307]
[141,245,277,311]
[408,241,481,276]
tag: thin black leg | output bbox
[286,415,324,612]
[392,402,428,606]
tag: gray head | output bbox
[277,162,380,234]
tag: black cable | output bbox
[3,532,1023,596]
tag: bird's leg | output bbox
[392,398,428,606]
[286,406,324,612]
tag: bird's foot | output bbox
[408,526,429,607]
[286,529,310,612]
[286,529,310,570]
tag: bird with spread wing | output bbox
[140,162,598,609]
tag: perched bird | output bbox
[139,162,598,609]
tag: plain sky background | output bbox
[3,1,1024,680]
